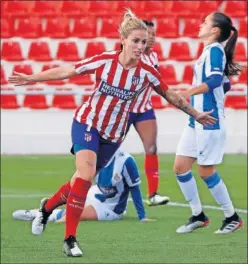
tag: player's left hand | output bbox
[140,218,156,222]
[195,109,217,126]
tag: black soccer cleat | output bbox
[63,235,83,257]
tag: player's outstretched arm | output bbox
[153,85,217,127]
[8,66,77,86]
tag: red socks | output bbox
[65,177,91,239]
[45,181,71,212]
[145,154,159,197]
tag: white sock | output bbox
[203,172,235,218]
[176,170,202,216]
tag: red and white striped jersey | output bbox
[130,50,159,113]
[74,50,167,143]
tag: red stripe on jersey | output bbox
[79,64,105,123]
[101,68,129,133]
[140,61,169,92]
[91,59,119,128]
[111,66,142,142]
[75,53,116,71]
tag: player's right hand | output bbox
[8,71,32,86]
[140,218,156,222]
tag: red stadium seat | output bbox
[1,18,13,38]
[224,1,247,18]
[168,42,191,61]
[61,1,91,17]
[56,42,80,61]
[43,17,70,38]
[23,88,49,109]
[5,1,35,18]
[239,19,247,38]
[225,95,247,109]
[114,1,143,16]
[156,18,179,38]
[1,1,8,18]
[88,1,117,16]
[234,42,247,62]
[14,18,42,38]
[28,41,52,61]
[84,42,106,58]
[238,67,247,84]
[1,41,23,61]
[41,64,65,85]
[1,88,19,109]
[182,65,194,84]
[143,1,173,16]
[12,64,33,75]
[150,95,166,109]
[171,1,200,17]
[100,18,121,38]
[159,65,178,85]
[182,18,202,38]
[69,74,94,85]
[52,89,77,109]
[197,1,220,17]
[1,66,7,85]
[152,42,165,61]
[34,1,63,17]
[71,17,97,38]
[114,42,122,51]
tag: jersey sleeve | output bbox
[74,53,111,75]
[205,47,225,77]
[146,67,168,92]
[121,157,141,187]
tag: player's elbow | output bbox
[205,75,223,90]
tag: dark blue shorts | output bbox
[126,109,156,133]
[71,119,120,170]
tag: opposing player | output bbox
[126,20,169,206]
[173,12,243,234]
[9,9,216,257]
[13,150,153,223]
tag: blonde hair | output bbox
[118,9,147,38]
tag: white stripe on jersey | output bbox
[131,50,159,113]
[74,50,166,142]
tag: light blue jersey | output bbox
[94,150,145,219]
[189,42,226,130]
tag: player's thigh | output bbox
[196,129,226,167]
[174,126,197,174]
[134,110,157,153]
[80,205,98,221]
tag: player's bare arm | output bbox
[8,66,77,86]
[153,85,217,126]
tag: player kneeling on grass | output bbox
[13,150,154,223]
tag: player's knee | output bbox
[77,162,96,181]
[144,144,157,155]
[173,162,186,175]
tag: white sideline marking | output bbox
[1,194,247,214]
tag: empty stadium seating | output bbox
[1,1,247,110]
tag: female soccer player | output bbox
[173,12,243,234]
[9,10,216,257]
[127,20,169,206]
[13,150,153,223]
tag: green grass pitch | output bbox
[1,154,247,263]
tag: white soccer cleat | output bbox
[176,213,210,234]
[146,192,170,206]
[13,209,38,221]
[215,216,243,234]
[63,236,83,257]
[32,198,51,236]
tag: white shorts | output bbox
[176,126,226,165]
[85,185,123,221]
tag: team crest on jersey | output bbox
[131,75,140,86]
[84,132,92,142]
[114,173,121,182]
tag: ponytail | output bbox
[224,26,242,76]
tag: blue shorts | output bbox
[126,109,156,133]
[71,119,120,170]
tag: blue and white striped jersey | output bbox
[94,150,143,216]
[189,42,226,130]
